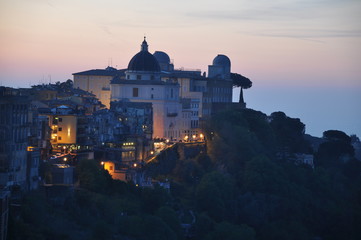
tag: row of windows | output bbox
[182,112,191,118]
[127,75,156,80]
[203,96,230,103]
[213,96,230,102]
[131,87,175,99]
[192,85,206,92]
[12,127,29,142]
[0,112,28,125]
[122,151,135,161]
[165,130,181,139]
[181,111,199,118]
[0,143,27,152]
[213,87,232,94]
[191,103,199,109]
[191,120,199,128]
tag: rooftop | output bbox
[73,68,126,77]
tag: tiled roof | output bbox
[73,68,126,77]
[111,79,178,86]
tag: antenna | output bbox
[110,58,113,67]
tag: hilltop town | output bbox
[0,38,249,190]
[1,39,361,240]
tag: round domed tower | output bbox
[208,54,231,79]
[126,37,161,81]
[153,51,170,64]
[213,54,231,68]
[153,51,174,72]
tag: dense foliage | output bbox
[230,72,252,103]
[9,109,361,240]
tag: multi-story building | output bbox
[0,190,10,240]
[73,38,236,141]
[92,100,153,163]
[73,67,125,108]
[111,38,182,140]
[0,88,30,189]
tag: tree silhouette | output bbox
[231,73,252,104]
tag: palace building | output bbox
[73,38,234,141]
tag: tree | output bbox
[156,207,183,239]
[323,130,351,143]
[195,172,236,221]
[231,73,252,104]
[205,221,256,240]
[269,111,309,153]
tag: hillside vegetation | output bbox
[10,109,361,240]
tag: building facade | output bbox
[73,38,235,142]
[111,38,182,140]
[0,89,30,189]
[73,67,125,108]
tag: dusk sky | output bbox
[1,0,360,137]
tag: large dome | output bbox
[153,51,170,64]
[213,54,231,67]
[127,38,161,72]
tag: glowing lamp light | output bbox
[200,133,204,139]
[192,135,196,139]
[63,157,67,161]
[133,163,137,167]
[101,161,105,165]
[150,151,154,155]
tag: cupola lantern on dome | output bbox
[141,36,148,52]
